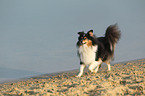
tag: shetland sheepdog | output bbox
[76,24,121,77]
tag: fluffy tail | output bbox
[105,24,121,47]
[104,24,121,60]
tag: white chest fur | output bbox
[78,45,98,65]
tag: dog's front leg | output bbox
[76,64,85,77]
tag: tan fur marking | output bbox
[87,40,92,47]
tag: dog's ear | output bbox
[87,30,93,34]
[88,30,93,33]
[87,30,93,37]
[78,31,84,35]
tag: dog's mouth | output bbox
[78,36,89,45]
[82,42,87,44]
[78,41,87,45]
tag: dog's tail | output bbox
[104,24,121,60]
[105,24,121,49]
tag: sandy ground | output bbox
[0,58,145,96]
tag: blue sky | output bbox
[0,0,145,74]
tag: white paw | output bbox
[93,71,98,73]
[90,69,95,73]
[76,74,82,77]
[76,75,81,77]
[107,69,111,71]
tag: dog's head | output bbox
[77,31,92,46]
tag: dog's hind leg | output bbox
[76,64,85,77]
[88,61,98,73]
[107,62,111,71]
[94,58,102,73]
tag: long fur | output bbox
[76,24,121,77]
[97,24,121,62]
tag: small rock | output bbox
[47,89,53,93]
[96,76,100,78]
[120,80,126,85]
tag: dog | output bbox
[76,24,121,77]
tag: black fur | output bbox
[77,24,121,63]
